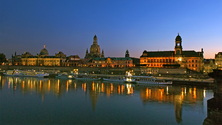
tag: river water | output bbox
[0,75,213,125]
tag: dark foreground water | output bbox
[0,76,213,125]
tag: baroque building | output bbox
[140,33,204,72]
[85,35,104,59]
[92,50,139,68]
[21,45,61,66]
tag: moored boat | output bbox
[3,69,49,78]
[103,77,124,82]
[134,76,172,85]
[74,74,101,80]
[123,71,137,83]
[56,72,75,79]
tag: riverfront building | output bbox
[11,45,84,67]
[92,50,139,68]
[20,45,61,66]
[140,34,204,72]
[85,35,104,59]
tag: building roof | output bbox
[182,51,203,57]
[141,51,174,57]
[141,50,203,58]
[69,55,80,58]
[93,57,132,61]
[57,51,64,54]
[21,56,60,58]
[215,52,222,58]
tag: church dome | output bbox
[175,33,182,41]
[40,45,48,56]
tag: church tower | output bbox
[101,50,104,57]
[125,49,129,57]
[90,34,100,55]
[174,33,182,55]
[85,34,104,59]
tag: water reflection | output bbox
[0,76,213,124]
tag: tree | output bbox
[0,53,7,65]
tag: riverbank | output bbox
[0,65,213,86]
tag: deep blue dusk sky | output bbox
[1,0,221,59]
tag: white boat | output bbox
[56,72,75,79]
[123,71,137,83]
[3,69,49,78]
[123,77,137,83]
[103,71,137,83]
[3,69,23,77]
[35,71,49,78]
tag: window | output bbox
[176,50,180,55]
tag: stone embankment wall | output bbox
[0,65,209,79]
[0,65,141,75]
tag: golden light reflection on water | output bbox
[101,83,104,92]
[111,83,113,93]
[66,81,69,92]
[0,76,214,124]
[1,76,208,106]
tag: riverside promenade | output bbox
[0,65,214,86]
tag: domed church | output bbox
[85,34,104,59]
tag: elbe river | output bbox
[0,75,213,124]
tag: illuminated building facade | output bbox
[215,52,222,69]
[21,45,61,66]
[65,55,81,67]
[85,35,104,59]
[92,50,139,68]
[92,57,134,68]
[140,34,204,72]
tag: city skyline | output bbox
[1,0,221,59]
